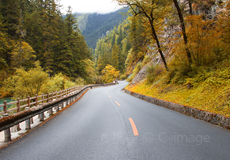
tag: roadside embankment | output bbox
[124,88,230,130]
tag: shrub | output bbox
[141,55,152,67]
[93,75,103,84]
[3,65,48,99]
[120,73,128,80]
[75,77,85,85]
[127,62,142,82]
[146,64,164,83]
[102,65,120,83]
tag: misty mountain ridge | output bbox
[75,8,128,49]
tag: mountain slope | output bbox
[75,8,128,49]
[75,13,90,31]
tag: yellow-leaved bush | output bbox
[101,65,120,83]
[2,63,77,100]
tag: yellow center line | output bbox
[129,118,139,136]
[115,101,120,106]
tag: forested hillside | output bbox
[75,13,89,31]
[95,19,130,74]
[94,9,153,79]
[76,8,128,49]
[0,0,95,99]
[96,0,230,116]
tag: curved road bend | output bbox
[0,81,230,160]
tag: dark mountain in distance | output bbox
[75,8,128,49]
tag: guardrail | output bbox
[0,82,116,142]
[0,85,84,116]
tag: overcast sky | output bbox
[59,0,123,14]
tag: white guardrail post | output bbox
[3,113,11,142]
[25,107,31,130]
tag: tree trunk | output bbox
[127,1,169,71]
[149,20,169,71]
[173,0,192,66]
[188,0,193,15]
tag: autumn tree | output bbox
[3,63,48,98]
[126,15,146,73]
[101,65,120,83]
[3,63,77,99]
[111,43,120,70]
[173,0,192,66]
[81,59,97,84]
[115,0,169,71]
[11,41,36,69]
[95,18,132,75]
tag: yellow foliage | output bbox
[75,77,86,85]
[3,65,48,99]
[125,49,134,74]
[81,59,96,84]
[186,15,223,66]
[2,64,77,99]
[124,1,230,117]
[127,62,142,82]
[127,60,230,117]
[164,13,230,85]
[102,65,120,83]
[41,73,75,94]
[11,41,36,68]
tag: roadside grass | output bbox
[126,61,230,117]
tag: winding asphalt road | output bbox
[0,81,230,160]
